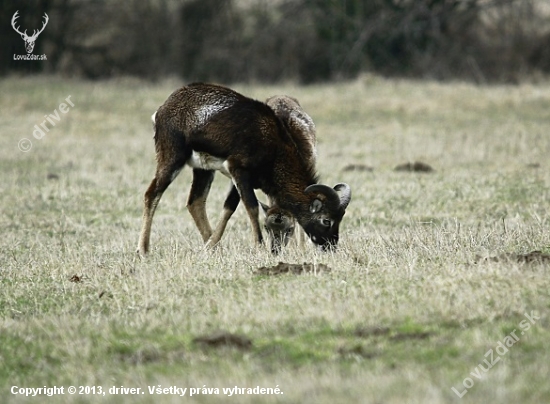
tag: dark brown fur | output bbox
[137,83,350,255]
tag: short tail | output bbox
[151,111,158,135]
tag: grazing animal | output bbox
[137,83,351,255]
[260,201,298,253]
[260,95,317,253]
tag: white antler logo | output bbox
[11,11,49,54]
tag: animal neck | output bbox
[269,151,317,218]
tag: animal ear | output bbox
[259,201,270,216]
[310,199,323,213]
[305,184,340,211]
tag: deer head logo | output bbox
[11,11,49,54]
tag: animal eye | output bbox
[321,219,331,227]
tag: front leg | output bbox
[206,184,240,248]
[229,167,263,246]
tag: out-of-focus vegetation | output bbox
[2,0,550,83]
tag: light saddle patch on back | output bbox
[150,95,236,137]
[195,98,237,128]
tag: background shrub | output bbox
[1,0,549,83]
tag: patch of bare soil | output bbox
[193,332,252,350]
[354,326,391,337]
[337,344,379,359]
[354,326,431,341]
[255,262,332,275]
[475,251,550,264]
[394,161,434,173]
[342,164,374,172]
[389,331,432,341]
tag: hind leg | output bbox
[187,169,215,242]
[137,162,185,256]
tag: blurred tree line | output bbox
[2,0,550,83]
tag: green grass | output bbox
[1,75,550,403]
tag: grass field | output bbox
[1,75,550,403]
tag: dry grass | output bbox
[1,75,550,403]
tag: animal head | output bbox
[11,11,49,54]
[260,202,295,254]
[300,183,352,251]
